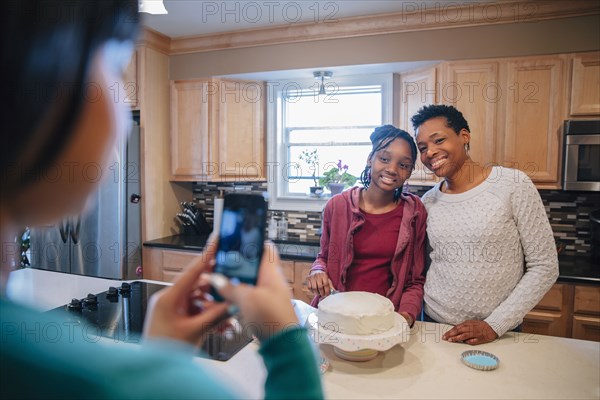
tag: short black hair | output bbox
[411,104,470,135]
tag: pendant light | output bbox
[139,0,168,15]
[313,71,333,95]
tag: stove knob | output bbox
[83,293,98,308]
[67,298,82,312]
[107,286,118,296]
[120,282,131,295]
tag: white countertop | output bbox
[6,268,600,399]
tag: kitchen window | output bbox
[267,74,394,211]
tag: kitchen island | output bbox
[6,268,600,399]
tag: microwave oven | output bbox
[562,120,600,191]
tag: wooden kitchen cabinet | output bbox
[572,284,600,341]
[569,51,600,116]
[142,246,199,282]
[440,61,499,168]
[170,78,266,182]
[399,66,439,186]
[499,55,567,188]
[523,282,600,341]
[400,53,582,190]
[280,259,315,304]
[293,261,315,304]
[122,48,139,109]
[523,283,571,338]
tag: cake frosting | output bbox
[317,291,395,335]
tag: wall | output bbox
[191,181,599,254]
[171,15,599,79]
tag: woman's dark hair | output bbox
[360,125,417,202]
[410,104,471,135]
[1,0,139,195]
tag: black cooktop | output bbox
[46,281,252,361]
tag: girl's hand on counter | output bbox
[306,271,334,297]
[443,320,498,345]
[142,238,230,347]
[211,242,300,341]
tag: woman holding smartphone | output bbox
[0,1,323,398]
[306,125,428,327]
[412,105,558,345]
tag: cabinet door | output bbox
[574,285,600,315]
[535,283,567,312]
[500,56,567,188]
[123,49,139,109]
[293,261,316,304]
[572,316,600,342]
[161,249,200,283]
[280,260,295,284]
[441,61,499,167]
[522,310,569,338]
[570,52,600,116]
[213,79,266,181]
[170,80,213,180]
[399,67,438,185]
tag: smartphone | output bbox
[211,193,267,301]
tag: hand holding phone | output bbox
[211,194,267,301]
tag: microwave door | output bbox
[564,134,600,191]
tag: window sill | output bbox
[268,195,330,212]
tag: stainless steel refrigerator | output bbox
[29,121,141,280]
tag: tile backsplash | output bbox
[192,182,599,254]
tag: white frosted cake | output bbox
[317,291,395,335]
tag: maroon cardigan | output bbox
[310,187,427,321]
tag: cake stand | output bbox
[307,312,410,361]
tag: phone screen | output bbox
[213,194,267,295]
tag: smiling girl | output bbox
[412,105,558,345]
[307,125,427,327]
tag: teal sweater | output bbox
[0,300,323,399]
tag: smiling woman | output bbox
[412,105,559,345]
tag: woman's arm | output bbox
[483,171,559,336]
[307,205,334,298]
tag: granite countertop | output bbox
[143,234,210,251]
[7,269,600,400]
[557,253,599,284]
[144,235,599,284]
[143,235,320,261]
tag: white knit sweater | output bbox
[421,166,559,336]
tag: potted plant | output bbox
[299,149,324,197]
[319,160,357,195]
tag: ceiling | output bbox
[142,0,495,38]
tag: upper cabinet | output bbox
[170,78,266,182]
[122,48,139,110]
[440,60,500,169]
[399,66,439,185]
[569,51,600,116]
[499,55,567,187]
[400,53,586,189]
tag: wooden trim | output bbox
[169,1,600,54]
[137,28,171,54]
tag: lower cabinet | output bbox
[523,282,600,341]
[143,248,317,305]
[143,247,199,282]
[281,259,315,304]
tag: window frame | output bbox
[266,73,395,212]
